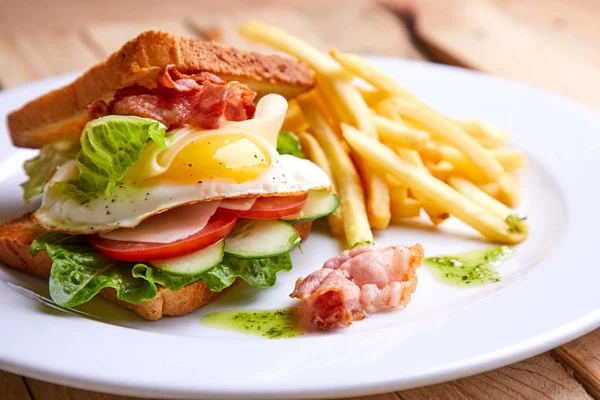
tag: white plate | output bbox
[0,58,598,399]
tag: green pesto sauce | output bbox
[424,246,513,286]
[202,308,303,339]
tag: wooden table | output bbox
[1,1,599,399]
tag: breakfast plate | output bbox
[0,57,599,399]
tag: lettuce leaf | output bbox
[277,131,304,158]
[77,115,168,196]
[21,137,80,203]
[200,253,293,292]
[31,233,293,308]
[31,233,156,307]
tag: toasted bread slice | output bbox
[0,215,313,320]
[8,30,314,149]
[0,215,221,320]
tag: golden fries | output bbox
[296,131,345,237]
[373,115,429,150]
[239,21,529,247]
[391,198,422,221]
[396,148,450,225]
[454,119,510,148]
[427,144,526,172]
[374,93,448,225]
[282,100,308,133]
[448,176,528,234]
[239,20,339,75]
[391,97,505,181]
[478,182,501,199]
[426,160,454,182]
[331,50,417,102]
[297,94,373,247]
[343,125,527,244]
[356,86,388,108]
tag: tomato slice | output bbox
[293,221,313,242]
[234,194,308,219]
[87,210,238,262]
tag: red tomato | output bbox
[87,210,238,262]
[294,221,313,242]
[233,194,308,219]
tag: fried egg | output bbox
[33,95,332,234]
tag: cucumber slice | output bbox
[224,219,300,258]
[150,240,224,275]
[282,190,340,222]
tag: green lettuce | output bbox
[21,137,80,202]
[30,233,156,307]
[200,253,293,292]
[277,131,304,158]
[31,233,293,308]
[76,115,168,195]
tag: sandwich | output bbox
[0,30,340,320]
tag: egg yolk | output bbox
[157,134,271,184]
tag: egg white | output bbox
[34,150,330,235]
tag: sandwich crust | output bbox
[8,30,314,149]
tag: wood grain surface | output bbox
[0,1,599,399]
[383,0,600,110]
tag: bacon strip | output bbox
[290,244,424,331]
[89,65,256,129]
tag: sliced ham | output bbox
[90,65,256,130]
[219,197,257,211]
[290,244,424,331]
[99,201,220,243]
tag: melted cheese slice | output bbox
[98,201,221,243]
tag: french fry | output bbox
[330,49,508,185]
[448,176,527,234]
[453,119,510,148]
[390,186,421,221]
[431,144,526,171]
[391,97,505,181]
[375,98,449,225]
[419,142,443,164]
[389,185,408,205]
[373,115,430,150]
[296,131,345,238]
[497,173,520,207]
[297,94,373,247]
[282,100,308,133]
[375,98,402,120]
[319,85,392,230]
[478,182,501,199]
[331,50,418,102]
[391,198,422,222]
[239,20,339,75]
[396,148,450,225]
[375,99,409,189]
[356,85,388,107]
[342,125,527,244]
[426,160,454,182]
[354,160,391,229]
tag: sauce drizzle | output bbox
[424,246,513,286]
[202,308,303,339]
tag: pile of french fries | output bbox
[239,21,529,248]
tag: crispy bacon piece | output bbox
[290,244,424,331]
[89,65,256,129]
